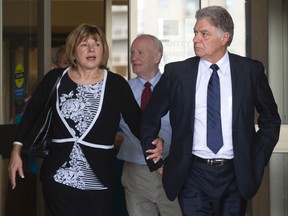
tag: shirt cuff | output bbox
[13,141,23,146]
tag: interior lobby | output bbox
[0,0,287,215]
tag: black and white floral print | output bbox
[59,81,103,136]
[53,142,107,190]
[54,80,107,190]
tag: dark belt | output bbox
[191,155,233,166]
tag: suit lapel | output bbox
[178,54,246,130]
[180,57,200,131]
[229,53,246,127]
[181,57,199,104]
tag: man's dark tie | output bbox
[141,82,152,110]
[207,64,223,154]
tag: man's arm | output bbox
[255,62,281,164]
[141,72,170,171]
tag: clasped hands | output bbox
[145,137,164,175]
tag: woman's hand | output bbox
[8,145,24,189]
[145,137,164,163]
[157,166,163,175]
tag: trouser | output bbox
[121,161,182,216]
[178,157,247,216]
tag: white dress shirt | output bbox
[192,52,234,159]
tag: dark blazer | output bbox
[140,53,281,201]
[15,68,142,188]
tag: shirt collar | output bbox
[137,70,161,87]
[200,51,229,75]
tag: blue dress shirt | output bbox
[117,72,171,165]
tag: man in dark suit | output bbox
[140,5,281,216]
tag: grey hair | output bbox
[136,34,163,56]
[196,6,234,46]
[52,45,66,65]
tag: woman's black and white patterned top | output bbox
[53,73,107,190]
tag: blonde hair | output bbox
[66,23,109,69]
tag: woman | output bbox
[8,23,161,216]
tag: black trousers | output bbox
[178,158,247,216]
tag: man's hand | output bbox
[146,137,164,163]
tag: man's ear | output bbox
[221,32,230,46]
[154,52,162,64]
